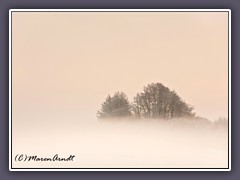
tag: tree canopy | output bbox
[132,83,194,119]
[97,92,132,119]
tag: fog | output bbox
[13,117,228,168]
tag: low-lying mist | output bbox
[13,117,228,168]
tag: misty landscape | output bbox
[13,82,228,168]
[12,12,229,169]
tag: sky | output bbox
[12,12,229,122]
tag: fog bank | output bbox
[13,117,228,168]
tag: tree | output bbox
[132,83,194,119]
[97,92,132,119]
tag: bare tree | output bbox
[132,83,194,119]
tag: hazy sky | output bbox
[12,12,229,121]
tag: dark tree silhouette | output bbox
[97,92,132,119]
[132,83,194,119]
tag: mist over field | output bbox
[13,117,228,168]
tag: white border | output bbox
[228,9,231,171]
[9,9,231,171]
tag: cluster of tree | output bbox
[97,83,195,119]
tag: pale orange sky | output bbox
[12,12,228,122]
